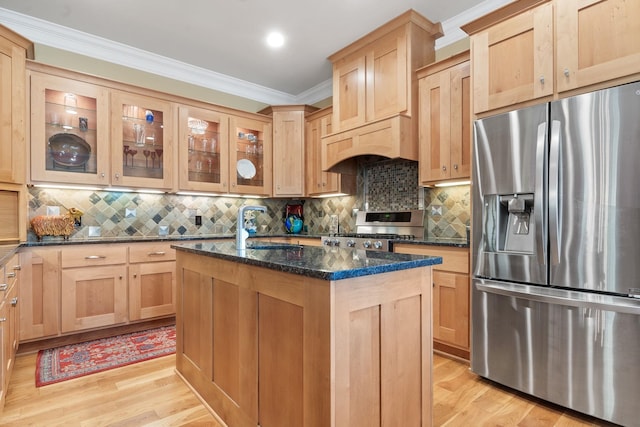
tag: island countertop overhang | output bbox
[172,240,442,281]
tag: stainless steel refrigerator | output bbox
[472,80,640,427]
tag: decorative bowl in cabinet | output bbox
[48,133,91,167]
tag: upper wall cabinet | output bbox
[177,104,229,193]
[229,115,272,196]
[260,105,317,198]
[111,91,174,190]
[0,26,33,184]
[465,1,553,114]
[322,10,442,172]
[555,0,640,93]
[418,52,471,184]
[464,0,640,114]
[30,72,110,186]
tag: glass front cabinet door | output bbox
[229,115,272,196]
[178,105,229,193]
[30,72,110,185]
[111,91,173,190]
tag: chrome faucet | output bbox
[236,205,266,251]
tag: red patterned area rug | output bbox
[36,325,176,387]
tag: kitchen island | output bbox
[173,241,442,427]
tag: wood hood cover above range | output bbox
[321,9,442,174]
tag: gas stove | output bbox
[321,210,425,251]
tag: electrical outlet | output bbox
[329,215,339,233]
[195,215,202,226]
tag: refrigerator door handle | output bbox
[476,281,640,315]
[548,120,562,264]
[534,122,547,265]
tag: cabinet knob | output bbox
[11,297,18,306]
[564,68,570,77]
[539,76,545,84]
[133,274,137,278]
[442,165,447,171]
[101,172,106,178]
[453,164,458,170]
[231,183,236,187]
[13,265,21,271]
[119,276,123,280]
[115,173,120,180]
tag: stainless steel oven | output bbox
[321,210,425,251]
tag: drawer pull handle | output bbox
[85,255,107,260]
[13,265,21,271]
[0,318,6,322]
[6,272,16,278]
[0,284,7,291]
[148,251,166,256]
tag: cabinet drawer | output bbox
[393,244,469,274]
[128,243,176,263]
[61,245,127,268]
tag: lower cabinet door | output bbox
[129,261,176,321]
[433,271,469,350]
[61,265,128,333]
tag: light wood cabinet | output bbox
[394,243,470,359]
[418,52,471,184]
[465,0,640,114]
[0,253,21,411]
[229,115,272,196]
[322,10,442,172]
[260,105,317,197]
[29,71,111,185]
[467,1,553,114]
[177,104,229,193]
[0,26,32,184]
[19,248,60,341]
[555,0,640,92]
[60,245,128,333]
[111,91,174,190]
[305,107,356,196]
[128,242,176,321]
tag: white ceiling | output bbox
[0,0,512,105]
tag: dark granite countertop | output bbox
[172,240,442,281]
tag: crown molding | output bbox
[435,0,514,49]
[0,7,310,105]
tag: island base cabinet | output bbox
[176,251,433,427]
[333,270,432,427]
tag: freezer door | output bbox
[549,81,640,295]
[472,278,640,427]
[472,104,548,285]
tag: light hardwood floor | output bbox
[1,352,617,426]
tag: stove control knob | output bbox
[323,239,332,246]
[374,241,383,249]
[363,240,372,249]
[346,239,356,247]
[331,239,341,247]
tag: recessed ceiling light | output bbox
[266,31,285,48]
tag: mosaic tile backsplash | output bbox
[26,159,470,242]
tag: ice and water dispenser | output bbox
[483,193,536,254]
